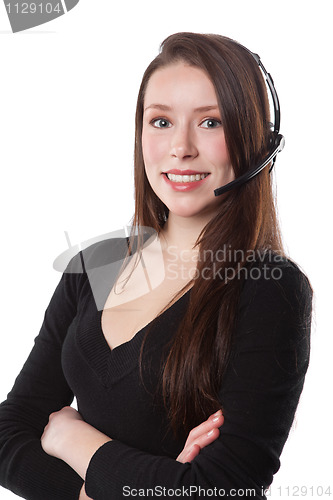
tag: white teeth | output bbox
[166,173,209,183]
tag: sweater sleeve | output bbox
[0,271,85,500]
[84,260,312,500]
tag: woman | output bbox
[0,32,312,499]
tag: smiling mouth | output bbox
[164,173,210,183]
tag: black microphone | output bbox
[214,134,285,196]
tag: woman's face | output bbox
[142,62,234,220]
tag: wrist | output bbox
[56,420,88,459]
[60,421,112,479]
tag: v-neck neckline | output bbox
[98,287,192,356]
[75,286,191,387]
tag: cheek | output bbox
[206,136,234,182]
[142,130,168,167]
[206,135,230,165]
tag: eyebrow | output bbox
[144,104,219,113]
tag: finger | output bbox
[177,426,220,464]
[185,443,201,462]
[182,421,222,459]
[196,426,220,449]
[208,409,223,421]
[177,443,201,463]
[185,411,223,443]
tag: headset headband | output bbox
[214,44,285,197]
[248,50,281,134]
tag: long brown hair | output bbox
[132,32,284,434]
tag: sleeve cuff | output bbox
[85,440,189,499]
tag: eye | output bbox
[150,118,171,128]
[200,119,222,129]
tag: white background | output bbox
[0,0,332,498]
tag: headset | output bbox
[214,48,285,197]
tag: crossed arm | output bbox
[41,406,224,499]
[0,259,311,499]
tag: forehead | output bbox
[144,62,218,108]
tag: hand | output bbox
[41,406,84,459]
[176,409,223,463]
[41,406,111,480]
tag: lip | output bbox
[162,172,210,192]
[164,169,210,175]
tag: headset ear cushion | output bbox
[269,132,284,151]
[275,134,285,152]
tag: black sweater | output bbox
[0,239,312,499]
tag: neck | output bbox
[160,212,211,253]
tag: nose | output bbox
[170,126,198,160]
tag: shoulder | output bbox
[65,236,134,310]
[61,230,154,274]
[54,237,130,306]
[62,236,130,274]
[240,251,312,313]
[235,251,312,346]
[80,237,130,272]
